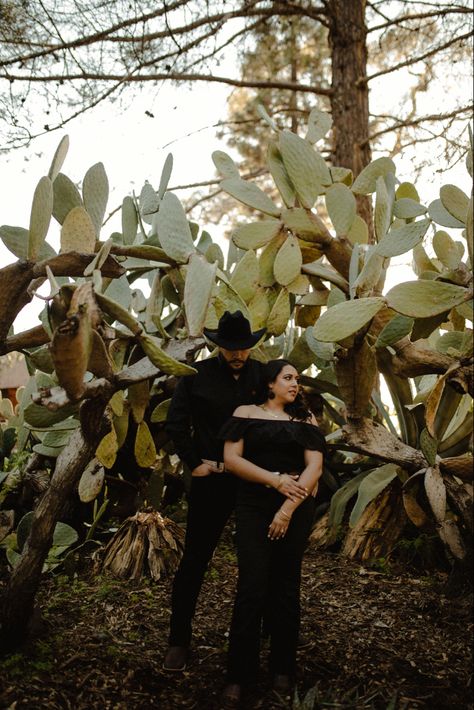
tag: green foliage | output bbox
[274,235,302,286]
[1,112,472,568]
[82,162,109,238]
[232,220,281,250]
[184,254,218,336]
[2,511,78,573]
[278,130,331,207]
[313,297,385,342]
[28,176,53,260]
[212,149,239,179]
[349,464,400,527]
[306,107,332,144]
[327,470,371,539]
[376,218,430,258]
[351,157,396,195]
[375,314,414,348]
[155,192,196,263]
[386,281,468,318]
[325,183,356,235]
[220,177,280,216]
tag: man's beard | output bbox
[229,360,245,368]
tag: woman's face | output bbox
[269,364,300,403]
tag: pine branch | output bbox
[0,2,324,67]
[0,0,191,66]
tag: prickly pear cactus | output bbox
[210,109,472,565]
[0,112,472,567]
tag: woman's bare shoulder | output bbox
[232,404,261,418]
[232,404,252,417]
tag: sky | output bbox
[0,81,233,331]
[0,43,472,335]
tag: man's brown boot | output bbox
[272,674,292,694]
[163,645,188,671]
[221,684,242,708]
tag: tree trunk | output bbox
[289,20,299,135]
[0,337,202,652]
[0,421,104,651]
[328,0,373,234]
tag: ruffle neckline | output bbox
[219,416,327,453]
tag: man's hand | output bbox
[274,473,308,502]
[192,462,213,477]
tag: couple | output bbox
[163,310,325,704]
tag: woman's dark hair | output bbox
[256,359,312,422]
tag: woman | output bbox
[219,359,325,705]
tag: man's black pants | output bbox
[169,472,237,646]
[227,487,315,684]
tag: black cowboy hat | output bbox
[203,310,266,350]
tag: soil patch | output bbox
[0,528,472,709]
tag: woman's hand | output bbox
[268,508,292,540]
[274,473,308,502]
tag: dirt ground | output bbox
[0,526,472,710]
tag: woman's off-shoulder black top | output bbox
[219,416,326,474]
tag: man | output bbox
[163,310,266,671]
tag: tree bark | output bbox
[0,254,125,355]
[390,339,474,396]
[328,0,373,233]
[0,336,204,651]
[0,262,36,351]
[342,418,427,472]
[5,325,51,353]
[0,424,105,651]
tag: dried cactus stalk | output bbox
[342,480,407,561]
[101,510,184,581]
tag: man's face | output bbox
[219,347,251,372]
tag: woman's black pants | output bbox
[227,488,315,684]
[168,472,236,646]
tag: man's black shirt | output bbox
[166,355,263,471]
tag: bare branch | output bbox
[0,65,146,149]
[0,0,191,67]
[342,418,427,472]
[0,2,326,66]
[31,339,205,411]
[169,167,266,191]
[367,6,473,33]
[185,188,224,213]
[366,106,473,144]
[5,325,50,353]
[0,70,332,95]
[366,30,474,83]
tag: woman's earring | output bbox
[268,388,275,400]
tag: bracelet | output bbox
[278,509,291,520]
[266,472,281,489]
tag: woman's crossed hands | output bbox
[274,473,307,502]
